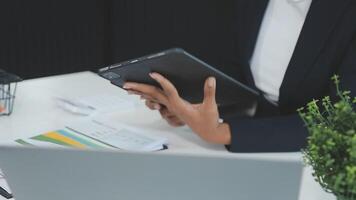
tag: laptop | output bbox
[0,146,303,200]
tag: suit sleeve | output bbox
[225,34,356,153]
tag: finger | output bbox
[166,115,181,120]
[140,94,157,101]
[159,107,185,127]
[161,111,183,123]
[159,108,170,118]
[128,90,158,102]
[159,107,176,118]
[161,113,185,126]
[140,94,162,103]
[203,77,216,107]
[145,100,161,110]
[167,119,185,127]
[127,90,143,96]
[145,100,155,110]
[150,73,193,118]
[149,73,179,99]
[123,82,167,104]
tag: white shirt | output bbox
[250,0,312,104]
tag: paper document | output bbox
[67,120,167,152]
[12,120,167,152]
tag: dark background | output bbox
[0,0,236,79]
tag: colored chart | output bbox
[16,129,108,149]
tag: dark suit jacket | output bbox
[224,0,356,152]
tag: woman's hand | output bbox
[127,89,186,127]
[145,100,186,127]
[123,73,231,145]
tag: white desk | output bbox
[0,71,336,200]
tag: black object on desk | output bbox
[0,186,13,199]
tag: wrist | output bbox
[191,122,232,145]
[215,123,232,145]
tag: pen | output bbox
[56,98,96,110]
[0,186,13,199]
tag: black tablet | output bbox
[98,48,259,111]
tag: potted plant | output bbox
[298,75,356,200]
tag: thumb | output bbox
[203,77,216,106]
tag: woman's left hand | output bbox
[123,72,231,145]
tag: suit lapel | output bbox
[242,0,270,61]
[279,0,351,107]
[235,0,269,87]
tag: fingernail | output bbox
[123,84,131,89]
[153,104,161,110]
[149,73,155,78]
[208,77,216,88]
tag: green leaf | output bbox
[300,74,356,197]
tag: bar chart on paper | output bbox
[15,129,110,149]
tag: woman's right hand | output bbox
[144,99,186,127]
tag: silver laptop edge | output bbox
[0,146,303,200]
